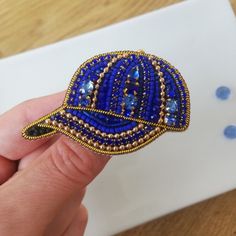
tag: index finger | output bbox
[0,91,65,160]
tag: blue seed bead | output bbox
[216,86,231,100]
[124,110,132,117]
[80,68,86,74]
[72,110,77,116]
[182,113,187,121]
[224,125,236,139]
[79,97,90,106]
[89,120,94,126]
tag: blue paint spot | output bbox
[224,125,236,139]
[216,86,231,100]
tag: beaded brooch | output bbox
[22,50,190,155]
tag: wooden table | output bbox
[1,0,236,235]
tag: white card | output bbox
[0,0,236,235]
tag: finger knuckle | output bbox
[48,138,94,187]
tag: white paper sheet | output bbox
[1,0,236,235]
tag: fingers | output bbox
[0,156,17,184]
[62,204,88,236]
[44,189,86,236]
[18,135,59,171]
[0,136,110,235]
[0,91,65,160]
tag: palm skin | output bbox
[0,92,110,236]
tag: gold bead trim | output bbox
[54,111,145,139]
[91,52,129,109]
[43,115,162,152]
[149,59,166,124]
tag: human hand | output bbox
[0,92,110,236]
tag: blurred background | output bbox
[0,0,236,235]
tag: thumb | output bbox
[0,136,110,234]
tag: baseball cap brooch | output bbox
[22,50,190,155]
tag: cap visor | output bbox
[22,106,166,155]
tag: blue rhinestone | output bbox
[224,125,236,139]
[130,66,139,79]
[166,100,178,113]
[216,86,231,100]
[164,114,176,126]
[124,94,137,110]
[79,80,94,96]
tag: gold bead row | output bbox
[45,118,86,139]
[44,116,161,152]
[116,126,161,150]
[150,59,166,124]
[45,113,161,151]
[49,110,145,139]
[138,60,146,119]
[90,53,129,109]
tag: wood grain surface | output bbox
[0,0,236,236]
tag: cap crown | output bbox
[64,51,189,129]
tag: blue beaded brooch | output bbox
[22,50,190,155]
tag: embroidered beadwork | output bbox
[22,50,190,155]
